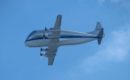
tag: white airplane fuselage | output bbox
[25,29,97,47]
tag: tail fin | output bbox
[95,22,104,45]
[95,22,102,30]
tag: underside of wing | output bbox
[45,15,62,65]
[54,15,62,30]
[50,15,62,43]
[48,55,55,65]
[46,46,58,65]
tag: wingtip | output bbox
[57,14,62,17]
[48,63,53,66]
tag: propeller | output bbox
[40,48,48,51]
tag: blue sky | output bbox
[0,0,130,80]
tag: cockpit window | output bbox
[26,30,45,41]
[26,30,52,41]
[27,30,37,39]
[32,34,42,39]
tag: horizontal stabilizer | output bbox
[96,22,104,45]
[97,28,104,45]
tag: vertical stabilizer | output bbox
[95,22,102,30]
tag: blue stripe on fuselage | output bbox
[26,35,97,42]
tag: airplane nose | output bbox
[24,37,30,46]
[24,39,28,46]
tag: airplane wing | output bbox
[46,45,57,65]
[49,15,62,43]
[51,15,62,38]
[54,15,62,30]
[46,15,62,65]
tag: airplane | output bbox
[25,15,104,65]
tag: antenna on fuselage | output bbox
[44,27,48,31]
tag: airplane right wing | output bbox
[54,15,62,30]
[50,15,62,43]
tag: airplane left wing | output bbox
[46,45,57,65]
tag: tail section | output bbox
[95,22,104,45]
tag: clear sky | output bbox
[0,0,130,80]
